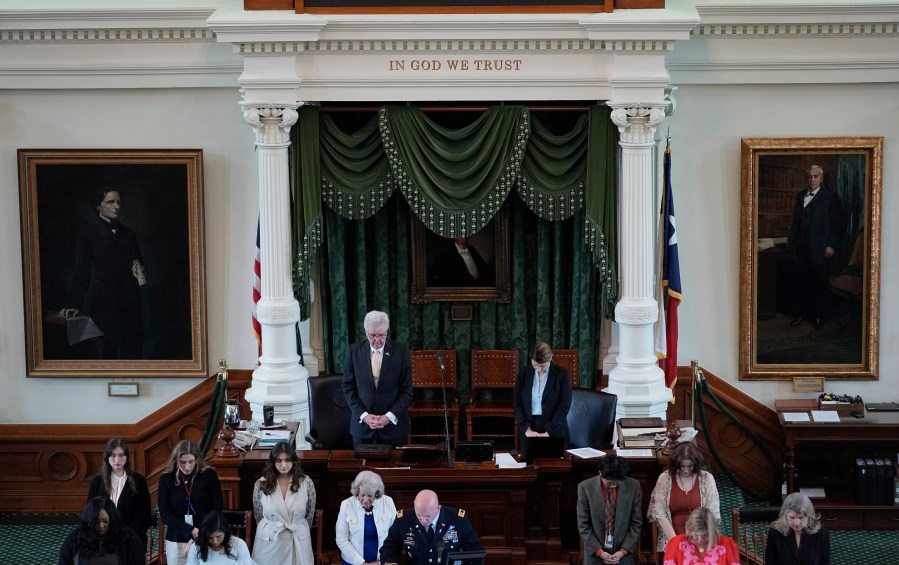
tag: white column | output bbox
[605,103,672,421]
[241,103,310,448]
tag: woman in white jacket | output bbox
[336,470,397,565]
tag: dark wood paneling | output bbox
[0,371,252,513]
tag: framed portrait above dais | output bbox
[18,149,207,377]
[739,137,881,380]
[410,206,510,303]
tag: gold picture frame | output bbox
[739,137,881,380]
[410,206,510,303]
[18,149,207,377]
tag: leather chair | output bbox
[466,349,519,448]
[732,506,781,565]
[566,388,617,449]
[305,373,354,450]
[407,349,459,446]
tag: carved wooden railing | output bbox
[668,365,783,500]
[0,370,252,513]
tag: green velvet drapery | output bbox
[319,194,603,395]
[291,105,618,390]
[292,105,618,320]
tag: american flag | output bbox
[252,221,262,360]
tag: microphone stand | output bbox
[436,352,453,468]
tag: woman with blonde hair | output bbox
[663,507,739,565]
[765,493,831,564]
[158,440,223,565]
[335,470,397,565]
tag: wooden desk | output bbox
[212,448,663,564]
[778,409,899,528]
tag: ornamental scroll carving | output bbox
[242,104,300,146]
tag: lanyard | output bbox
[602,480,617,532]
[183,475,198,515]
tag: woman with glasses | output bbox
[335,470,396,565]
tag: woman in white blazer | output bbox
[336,471,397,565]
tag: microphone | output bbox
[435,351,445,371]
[436,540,445,565]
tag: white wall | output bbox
[666,82,898,406]
[0,88,262,423]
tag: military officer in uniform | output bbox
[380,489,483,565]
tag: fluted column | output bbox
[242,103,310,447]
[605,103,672,420]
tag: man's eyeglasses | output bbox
[366,333,387,340]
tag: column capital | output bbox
[240,103,300,146]
[607,102,669,145]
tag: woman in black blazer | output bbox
[765,492,831,565]
[87,438,151,552]
[158,440,223,565]
[513,342,572,448]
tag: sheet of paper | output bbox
[495,452,527,468]
[782,412,811,422]
[799,487,826,498]
[810,410,841,423]
[259,429,292,440]
[567,447,606,459]
[615,448,655,458]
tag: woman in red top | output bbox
[663,507,740,565]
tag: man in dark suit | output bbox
[341,310,413,448]
[513,341,572,448]
[577,455,643,565]
[429,236,494,287]
[60,187,147,359]
[787,165,844,329]
[381,489,483,565]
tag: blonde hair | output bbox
[162,440,213,484]
[685,507,720,548]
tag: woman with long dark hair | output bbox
[87,437,151,551]
[58,496,145,565]
[158,440,223,565]
[185,511,257,565]
[252,441,316,564]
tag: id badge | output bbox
[185,515,193,526]
[604,531,614,550]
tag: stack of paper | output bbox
[256,429,293,448]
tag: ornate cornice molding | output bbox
[695,21,899,38]
[0,28,216,43]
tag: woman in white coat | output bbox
[251,441,316,565]
[336,470,397,565]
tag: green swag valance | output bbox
[292,105,618,319]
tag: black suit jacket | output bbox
[513,362,572,446]
[87,473,152,551]
[66,216,145,352]
[788,189,843,265]
[429,244,494,287]
[342,338,413,447]
[157,469,223,543]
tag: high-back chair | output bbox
[407,349,459,446]
[466,349,520,448]
[551,348,580,388]
[566,388,617,449]
[305,373,354,450]
[731,506,781,565]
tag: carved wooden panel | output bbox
[0,371,252,513]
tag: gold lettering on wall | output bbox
[388,59,523,72]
